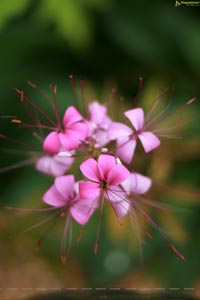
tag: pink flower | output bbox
[108,108,160,163]
[86,101,112,148]
[43,175,95,225]
[43,175,96,262]
[43,106,88,154]
[79,154,130,220]
[35,149,74,177]
[79,154,130,253]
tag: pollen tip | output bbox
[145,231,153,240]
[27,81,37,88]
[49,84,57,94]
[169,243,186,262]
[35,243,40,252]
[77,229,83,243]
[60,255,67,264]
[186,97,196,105]
[11,119,22,124]
[94,243,98,254]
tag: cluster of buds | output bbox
[1,78,196,263]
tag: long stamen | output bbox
[5,206,59,213]
[108,87,117,119]
[49,84,62,130]
[15,88,57,126]
[27,81,62,131]
[130,209,144,263]
[80,79,87,116]
[9,209,61,239]
[60,213,71,264]
[77,229,83,243]
[94,194,105,254]
[133,201,186,261]
[15,122,56,131]
[0,134,41,151]
[135,194,184,212]
[0,158,36,173]
[147,97,196,130]
[132,76,143,106]
[35,212,61,251]
[27,81,55,110]
[15,90,43,126]
[145,94,173,129]
[69,75,79,108]
[145,87,169,122]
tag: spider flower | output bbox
[79,154,130,252]
[108,108,160,163]
[42,175,96,263]
[86,101,112,148]
[36,149,75,177]
[43,106,88,154]
[108,95,196,163]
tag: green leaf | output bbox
[0,0,31,30]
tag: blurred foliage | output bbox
[0,0,200,299]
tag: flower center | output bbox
[101,180,108,190]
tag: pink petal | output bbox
[107,165,130,185]
[116,137,137,163]
[95,129,110,147]
[106,187,130,218]
[70,198,98,225]
[107,122,133,140]
[36,153,74,177]
[51,153,74,175]
[111,199,130,219]
[55,175,74,199]
[36,156,53,175]
[138,131,160,153]
[43,185,66,207]
[59,123,88,150]
[125,108,144,131]
[59,131,79,150]
[43,132,60,154]
[63,106,83,127]
[97,154,116,180]
[105,186,126,203]
[68,122,88,141]
[121,173,152,194]
[79,182,100,200]
[80,158,100,181]
[89,101,107,124]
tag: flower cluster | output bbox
[1,80,196,263]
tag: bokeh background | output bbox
[1,0,200,299]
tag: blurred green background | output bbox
[0,0,200,299]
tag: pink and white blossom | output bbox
[35,149,74,177]
[43,174,96,263]
[108,108,161,163]
[86,101,112,147]
[43,175,95,226]
[79,154,130,220]
[43,106,88,154]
